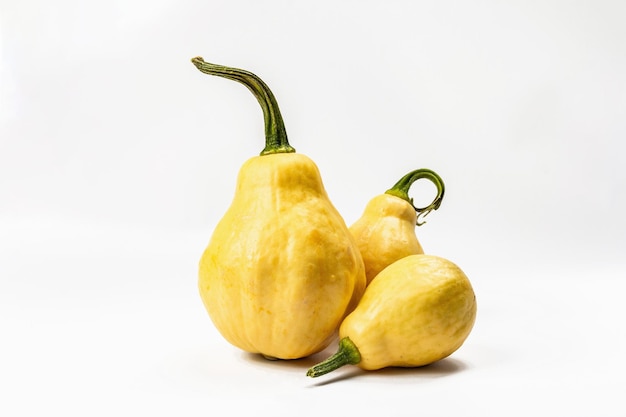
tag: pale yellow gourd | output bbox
[307,254,477,376]
[349,169,445,285]
[192,57,366,360]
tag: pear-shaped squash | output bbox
[307,254,477,377]
[349,169,445,285]
[192,57,366,360]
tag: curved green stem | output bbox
[306,337,361,378]
[385,168,445,226]
[191,56,295,156]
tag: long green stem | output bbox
[191,56,295,156]
[306,337,361,378]
[385,168,445,226]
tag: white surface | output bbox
[1,1,625,415]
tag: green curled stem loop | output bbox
[191,56,295,156]
[384,168,445,226]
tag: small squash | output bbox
[349,169,445,285]
[307,254,477,377]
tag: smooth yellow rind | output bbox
[340,254,477,370]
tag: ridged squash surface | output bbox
[199,153,366,359]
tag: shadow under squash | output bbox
[240,348,469,385]
[307,356,469,387]
[241,349,331,371]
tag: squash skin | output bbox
[349,194,424,285]
[199,153,366,360]
[339,254,476,370]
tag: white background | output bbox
[1,0,625,415]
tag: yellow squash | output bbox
[307,254,476,377]
[349,169,445,285]
[192,57,366,360]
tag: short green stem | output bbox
[306,337,361,378]
[191,56,295,156]
[385,168,445,225]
